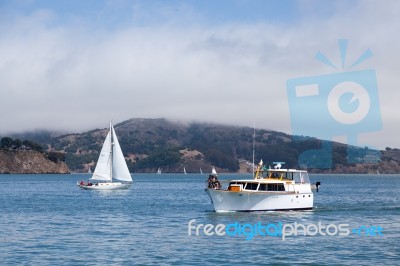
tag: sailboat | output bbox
[211,166,217,175]
[200,168,203,174]
[184,167,187,174]
[77,122,133,190]
[157,168,161,174]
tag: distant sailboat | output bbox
[77,122,133,190]
[211,166,217,175]
[157,168,161,174]
[200,168,203,174]
[87,167,92,174]
[184,167,187,174]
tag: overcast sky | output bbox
[0,0,399,149]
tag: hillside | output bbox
[16,118,397,174]
[0,150,69,174]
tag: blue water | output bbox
[0,174,399,265]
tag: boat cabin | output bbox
[205,161,314,212]
[227,169,310,193]
[256,169,310,184]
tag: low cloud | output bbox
[0,1,399,149]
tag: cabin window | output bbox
[244,183,259,190]
[258,183,267,191]
[268,171,293,180]
[260,171,268,179]
[293,172,301,183]
[300,172,310,183]
[293,172,310,183]
[269,171,280,178]
[267,183,285,191]
[285,172,293,180]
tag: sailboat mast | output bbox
[252,121,255,179]
[110,122,114,182]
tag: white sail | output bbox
[211,166,217,175]
[111,126,132,182]
[91,131,112,181]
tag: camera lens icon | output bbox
[327,81,371,125]
[287,69,381,138]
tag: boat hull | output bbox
[77,182,132,190]
[205,188,313,212]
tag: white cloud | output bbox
[0,0,399,149]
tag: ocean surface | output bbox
[0,173,399,265]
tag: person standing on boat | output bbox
[207,173,221,189]
[214,178,221,189]
[207,175,214,188]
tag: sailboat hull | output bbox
[77,182,132,190]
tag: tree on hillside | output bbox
[22,140,43,152]
[12,139,22,149]
[0,137,13,149]
[47,151,66,163]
